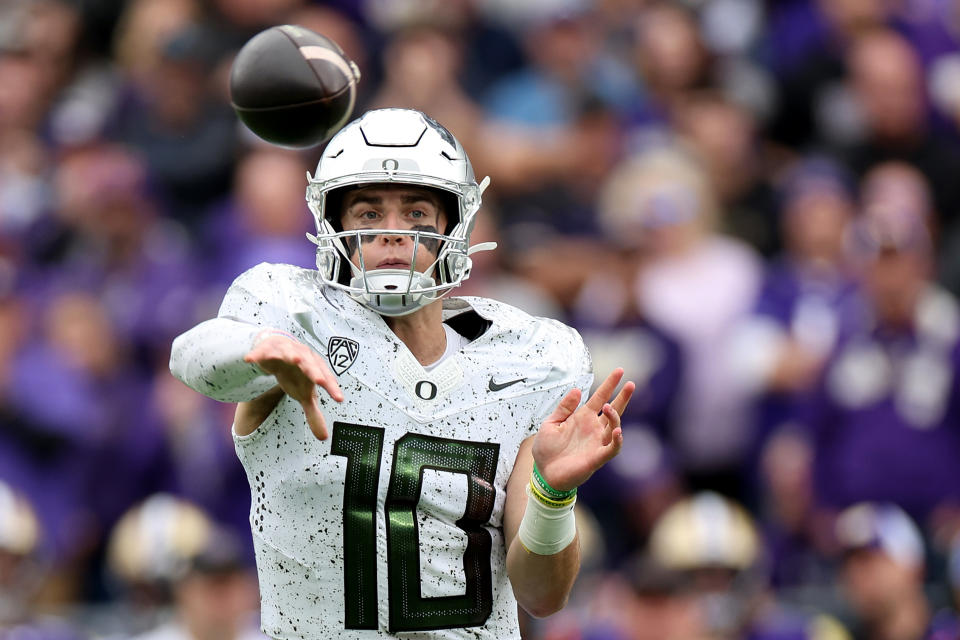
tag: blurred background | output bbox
[3,0,960,638]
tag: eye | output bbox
[409,209,427,219]
[360,210,379,220]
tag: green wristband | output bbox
[532,462,577,500]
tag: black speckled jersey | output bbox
[170,263,593,639]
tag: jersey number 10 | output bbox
[331,422,500,632]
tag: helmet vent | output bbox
[359,117,427,146]
[440,150,456,161]
[329,148,344,158]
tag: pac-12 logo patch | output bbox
[327,337,359,375]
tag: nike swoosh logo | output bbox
[488,377,526,392]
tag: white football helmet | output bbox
[306,108,493,316]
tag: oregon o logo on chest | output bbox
[415,380,438,400]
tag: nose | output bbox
[378,210,409,243]
[378,233,407,245]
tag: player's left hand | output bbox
[531,368,635,492]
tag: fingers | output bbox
[318,372,344,403]
[302,392,329,441]
[244,335,306,372]
[544,388,581,425]
[245,335,344,403]
[609,381,636,416]
[605,425,624,460]
[600,400,627,442]
[243,333,343,441]
[585,368,625,413]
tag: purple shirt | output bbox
[750,261,863,447]
[808,287,960,524]
[0,341,172,561]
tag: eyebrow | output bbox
[344,192,439,209]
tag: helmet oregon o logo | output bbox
[382,158,399,171]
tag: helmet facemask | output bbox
[305,109,494,316]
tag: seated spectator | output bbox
[200,147,316,290]
[836,28,960,232]
[729,157,863,536]
[643,492,850,640]
[835,502,958,640]
[106,494,263,640]
[810,203,960,533]
[451,202,563,319]
[579,555,710,640]
[626,1,712,134]
[113,22,238,225]
[32,143,201,356]
[673,90,780,257]
[595,143,762,501]
[0,480,86,638]
[483,4,635,129]
[730,157,860,442]
[150,369,254,564]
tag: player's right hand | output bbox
[243,331,344,440]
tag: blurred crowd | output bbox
[3,0,960,638]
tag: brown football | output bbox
[229,25,360,148]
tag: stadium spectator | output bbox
[33,143,199,355]
[728,156,861,510]
[836,28,960,230]
[200,147,316,289]
[626,1,711,136]
[764,0,886,149]
[451,200,563,319]
[586,492,852,640]
[483,2,633,128]
[596,143,762,501]
[113,23,239,225]
[834,502,959,640]
[673,90,780,257]
[106,494,263,639]
[368,22,486,174]
[0,480,85,639]
[568,150,687,563]
[149,368,255,566]
[809,203,960,531]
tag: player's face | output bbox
[339,185,448,273]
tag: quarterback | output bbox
[170,108,633,639]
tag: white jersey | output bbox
[170,263,593,640]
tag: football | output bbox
[229,25,360,148]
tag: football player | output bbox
[170,108,634,639]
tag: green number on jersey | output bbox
[330,422,385,629]
[331,423,500,632]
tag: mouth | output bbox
[376,260,411,269]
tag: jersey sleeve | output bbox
[169,263,309,402]
[528,319,595,435]
[568,325,594,399]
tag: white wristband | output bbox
[517,485,577,556]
